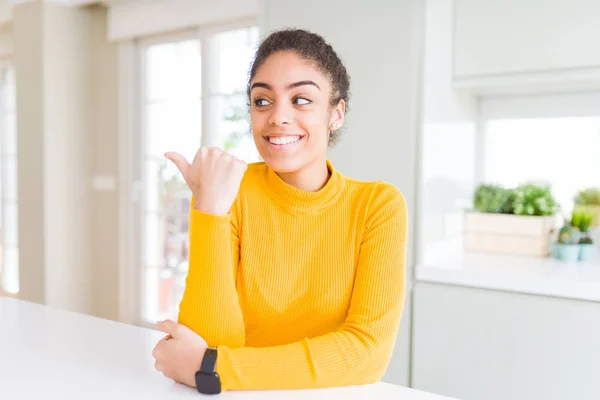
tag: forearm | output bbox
[216,309,402,391]
[178,209,245,348]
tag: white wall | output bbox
[417,0,477,267]
[13,0,44,303]
[107,0,258,41]
[14,1,94,314]
[0,0,11,25]
[0,24,12,58]
[43,1,93,312]
[260,0,423,387]
[90,5,121,321]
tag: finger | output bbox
[152,339,165,359]
[156,319,179,336]
[164,152,190,176]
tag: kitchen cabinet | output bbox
[412,282,600,400]
[452,0,600,94]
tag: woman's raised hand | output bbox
[165,147,247,216]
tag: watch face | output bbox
[196,372,221,395]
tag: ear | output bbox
[328,99,346,131]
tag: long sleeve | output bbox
[177,196,245,348]
[215,187,408,391]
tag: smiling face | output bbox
[249,51,344,174]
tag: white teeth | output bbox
[268,136,301,145]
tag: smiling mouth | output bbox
[264,135,306,145]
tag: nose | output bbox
[267,101,293,126]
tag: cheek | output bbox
[299,111,329,139]
[250,111,266,135]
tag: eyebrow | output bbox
[250,80,321,92]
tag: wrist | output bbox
[195,347,221,394]
[192,200,228,216]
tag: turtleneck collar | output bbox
[264,159,346,214]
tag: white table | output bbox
[0,298,456,399]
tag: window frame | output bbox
[0,60,18,297]
[126,20,257,327]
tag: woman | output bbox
[152,28,408,394]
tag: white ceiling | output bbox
[5,0,124,8]
[0,0,129,24]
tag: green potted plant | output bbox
[512,183,557,216]
[473,184,515,214]
[574,187,600,228]
[571,208,596,262]
[554,221,581,262]
[465,183,558,257]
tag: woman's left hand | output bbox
[152,319,208,388]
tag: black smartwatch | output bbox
[195,347,221,395]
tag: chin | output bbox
[260,154,305,174]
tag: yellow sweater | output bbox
[178,160,408,391]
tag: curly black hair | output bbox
[247,28,351,147]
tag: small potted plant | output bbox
[554,221,581,262]
[571,208,596,262]
[574,187,600,228]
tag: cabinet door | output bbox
[412,282,600,400]
[453,0,600,78]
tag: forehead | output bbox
[251,51,331,90]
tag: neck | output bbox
[276,159,331,192]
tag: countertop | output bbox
[0,297,456,399]
[416,250,600,302]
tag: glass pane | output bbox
[4,113,16,154]
[144,161,160,213]
[143,268,160,322]
[483,117,600,210]
[143,37,204,324]
[143,213,164,268]
[144,214,190,323]
[164,214,189,269]
[3,202,18,246]
[144,266,188,322]
[208,27,260,95]
[146,40,201,103]
[1,246,19,294]
[146,102,202,161]
[212,93,261,163]
[3,155,17,201]
[144,160,190,214]
[5,66,15,112]
[143,210,190,319]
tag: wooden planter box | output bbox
[464,212,556,257]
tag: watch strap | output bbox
[200,347,218,374]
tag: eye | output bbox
[293,97,311,105]
[253,97,271,107]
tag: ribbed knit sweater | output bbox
[177,160,408,391]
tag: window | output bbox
[480,93,600,212]
[417,92,600,266]
[482,117,600,210]
[206,28,262,161]
[137,26,259,324]
[0,63,17,296]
